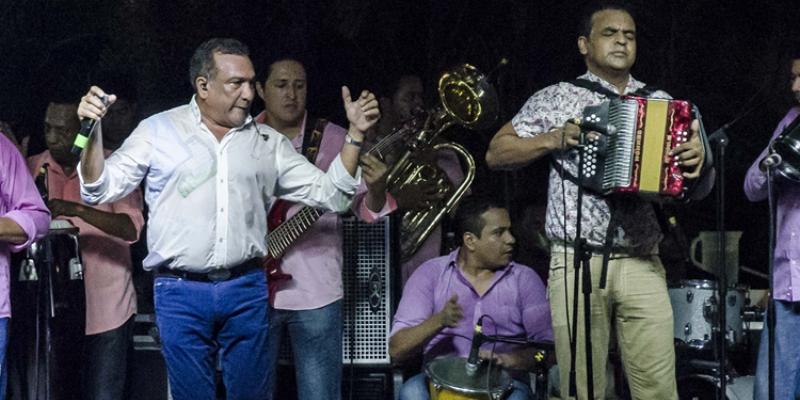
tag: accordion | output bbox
[577,96,693,198]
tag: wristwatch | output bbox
[345,134,363,147]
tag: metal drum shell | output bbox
[668,279,744,350]
[425,356,512,400]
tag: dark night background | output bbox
[2,0,800,289]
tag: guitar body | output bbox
[265,199,295,304]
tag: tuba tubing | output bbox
[393,141,475,261]
[382,63,498,261]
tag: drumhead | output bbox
[425,356,512,397]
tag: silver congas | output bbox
[425,356,512,400]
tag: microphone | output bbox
[465,317,484,377]
[569,117,617,136]
[761,152,782,169]
[71,95,110,155]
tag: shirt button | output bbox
[220,208,224,212]
[218,238,224,243]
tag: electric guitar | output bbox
[263,199,326,303]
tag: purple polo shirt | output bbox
[744,106,800,301]
[391,248,553,363]
[0,133,50,318]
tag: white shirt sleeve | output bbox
[79,121,151,205]
[272,134,361,213]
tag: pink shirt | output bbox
[28,151,144,334]
[255,112,397,310]
[0,134,50,318]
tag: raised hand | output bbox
[78,86,117,121]
[342,86,380,135]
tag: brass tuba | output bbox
[382,63,499,261]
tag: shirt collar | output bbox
[189,95,255,134]
[445,248,515,280]
[580,70,645,96]
[39,151,77,178]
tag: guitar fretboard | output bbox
[268,206,325,259]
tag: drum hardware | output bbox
[67,232,82,279]
[677,373,754,400]
[19,249,39,282]
[9,220,86,399]
[669,279,745,351]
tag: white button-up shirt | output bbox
[79,98,360,272]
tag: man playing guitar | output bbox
[254,55,395,400]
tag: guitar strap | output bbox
[301,114,328,165]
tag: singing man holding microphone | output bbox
[74,38,379,399]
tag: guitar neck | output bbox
[268,206,326,258]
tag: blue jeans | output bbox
[154,270,270,400]
[400,372,534,400]
[754,300,800,400]
[265,300,343,400]
[0,317,7,400]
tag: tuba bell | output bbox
[379,63,499,261]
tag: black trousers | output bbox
[83,316,134,400]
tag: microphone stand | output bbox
[709,127,729,400]
[567,130,595,399]
[766,162,778,400]
[480,334,554,400]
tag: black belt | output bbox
[155,259,262,282]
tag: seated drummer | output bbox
[389,195,553,400]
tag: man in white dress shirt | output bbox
[75,38,380,400]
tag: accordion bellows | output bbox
[579,96,692,198]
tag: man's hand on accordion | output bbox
[549,121,599,151]
[670,119,704,179]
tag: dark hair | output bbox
[454,196,507,243]
[578,1,636,38]
[253,49,312,84]
[188,38,250,90]
[374,70,423,100]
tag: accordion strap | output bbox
[567,78,661,99]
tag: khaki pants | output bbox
[548,248,677,400]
